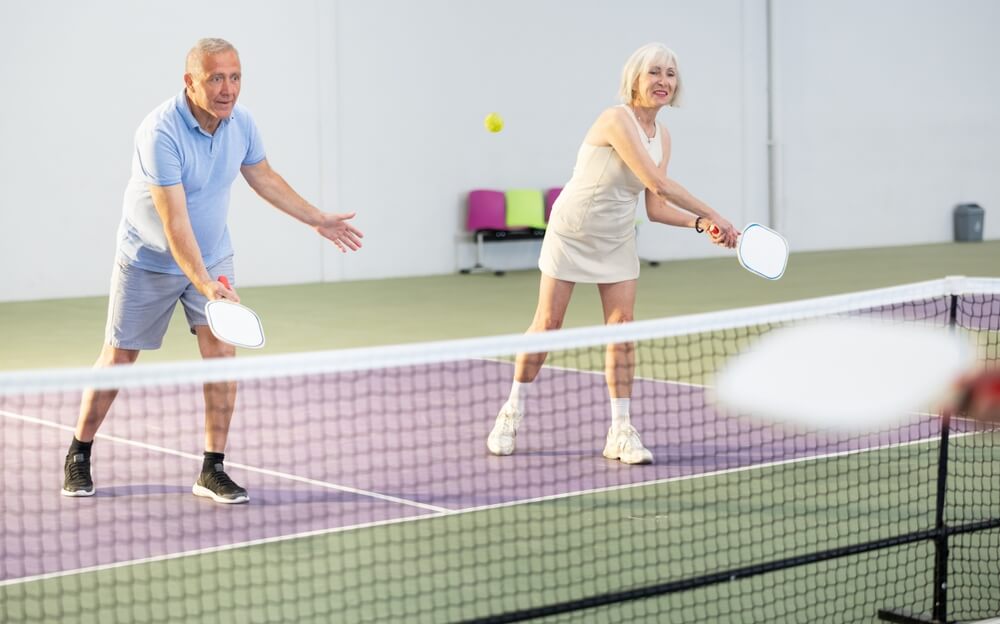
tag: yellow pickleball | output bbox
[484,112,504,133]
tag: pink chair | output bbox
[466,190,507,232]
[544,187,562,223]
[462,190,509,275]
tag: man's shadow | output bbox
[95,484,190,497]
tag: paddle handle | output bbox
[218,275,231,289]
[709,224,743,239]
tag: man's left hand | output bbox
[315,212,364,252]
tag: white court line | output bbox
[1,408,985,589]
[0,409,448,514]
[459,429,987,515]
[482,356,710,388]
[0,509,447,588]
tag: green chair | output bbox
[504,189,547,231]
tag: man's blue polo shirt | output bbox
[117,90,266,274]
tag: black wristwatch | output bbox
[694,217,704,233]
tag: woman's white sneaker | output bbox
[602,423,654,464]
[487,403,523,456]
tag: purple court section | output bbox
[0,359,982,582]
[1,418,428,580]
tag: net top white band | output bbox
[1,276,997,395]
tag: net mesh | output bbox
[1,277,998,623]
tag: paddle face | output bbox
[737,223,788,280]
[205,300,265,349]
[712,319,974,431]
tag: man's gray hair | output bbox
[186,38,239,75]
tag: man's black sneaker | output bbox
[192,463,249,504]
[62,452,95,497]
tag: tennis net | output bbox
[1,276,998,623]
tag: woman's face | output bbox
[633,58,677,108]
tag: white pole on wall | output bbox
[317,0,341,282]
[766,0,783,233]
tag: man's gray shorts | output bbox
[105,256,235,350]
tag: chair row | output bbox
[461,188,563,276]
[466,188,563,232]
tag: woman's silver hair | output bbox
[618,43,683,107]
[185,38,239,75]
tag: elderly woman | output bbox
[487,42,738,464]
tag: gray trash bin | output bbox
[954,203,984,242]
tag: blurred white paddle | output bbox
[712,318,977,431]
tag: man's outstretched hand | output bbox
[315,212,364,252]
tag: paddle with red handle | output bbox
[204,276,266,349]
[709,222,789,280]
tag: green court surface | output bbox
[2,241,999,371]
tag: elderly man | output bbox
[61,38,362,504]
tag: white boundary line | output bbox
[458,430,985,514]
[2,410,984,589]
[0,410,448,514]
[483,356,711,389]
[0,509,447,588]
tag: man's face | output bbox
[185,50,242,121]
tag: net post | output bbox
[930,294,960,622]
[931,410,951,623]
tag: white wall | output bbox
[330,0,766,279]
[0,0,996,302]
[772,0,1000,250]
